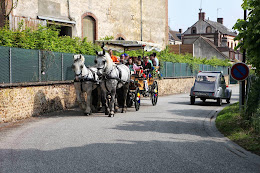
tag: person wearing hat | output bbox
[119,54,127,64]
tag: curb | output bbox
[203,106,260,166]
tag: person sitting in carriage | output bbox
[143,56,153,73]
[126,57,135,74]
[109,49,120,64]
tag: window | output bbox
[206,26,212,33]
[197,75,216,82]
[221,76,225,84]
[48,24,72,37]
[59,26,72,37]
[231,42,233,49]
[191,27,197,34]
[82,16,96,43]
[116,37,125,40]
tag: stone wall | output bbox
[158,78,195,95]
[0,84,76,123]
[0,75,229,123]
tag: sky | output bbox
[168,0,244,32]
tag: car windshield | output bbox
[197,75,216,83]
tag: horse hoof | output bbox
[108,111,114,117]
[84,113,90,116]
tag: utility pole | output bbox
[242,9,247,106]
[140,0,143,42]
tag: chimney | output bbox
[214,31,220,47]
[199,12,205,21]
[179,29,182,33]
[217,18,223,24]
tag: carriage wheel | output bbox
[126,91,133,107]
[135,88,141,111]
[151,81,158,106]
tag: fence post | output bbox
[173,63,175,77]
[38,50,41,82]
[186,63,188,77]
[165,62,167,77]
[180,63,182,77]
[9,47,12,83]
[61,53,64,81]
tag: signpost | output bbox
[231,62,249,110]
[231,62,249,81]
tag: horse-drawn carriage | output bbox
[127,69,159,111]
[72,41,161,117]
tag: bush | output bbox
[245,76,260,120]
[0,24,101,55]
[114,46,230,67]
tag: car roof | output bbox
[197,71,222,77]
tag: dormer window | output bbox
[206,26,212,33]
[191,27,197,34]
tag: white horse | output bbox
[72,54,101,115]
[95,50,130,117]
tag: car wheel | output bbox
[226,98,230,104]
[190,96,195,105]
[217,98,222,106]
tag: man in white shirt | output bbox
[153,53,159,66]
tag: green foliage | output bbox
[114,46,230,67]
[216,102,260,154]
[0,23,101,55]
[233,0,260,74]
[245,76,260,120]
[99,36,114,41]
[158,47,230,66]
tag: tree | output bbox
[0,0,18,27]
[233,0,260,74]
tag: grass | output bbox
[216,102,260,156]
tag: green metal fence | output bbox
[161,62,229,78]
[0,46,230,84]
[0,46,96,84]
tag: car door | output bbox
[220,74,226,98]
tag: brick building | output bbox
[181,10,241,61]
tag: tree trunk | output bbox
[0,0,6,27]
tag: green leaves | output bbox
[0,24,100,55]
[233,0,260,74]
[158,47,230,67]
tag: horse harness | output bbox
[102,66,128,93]
[74,67,98,92]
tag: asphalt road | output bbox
[0,85,260,173]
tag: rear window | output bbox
[197,75,216,82]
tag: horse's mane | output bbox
[104,52,115,73]
[74,54,85,63]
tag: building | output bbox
[181,10,241,61]
[4,0,168,49]
[169,29,182,45]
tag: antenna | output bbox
[199,0,203,12]
[217,8,221,18]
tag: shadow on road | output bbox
[0,139,258,173]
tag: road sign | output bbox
[231,62,249,81]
